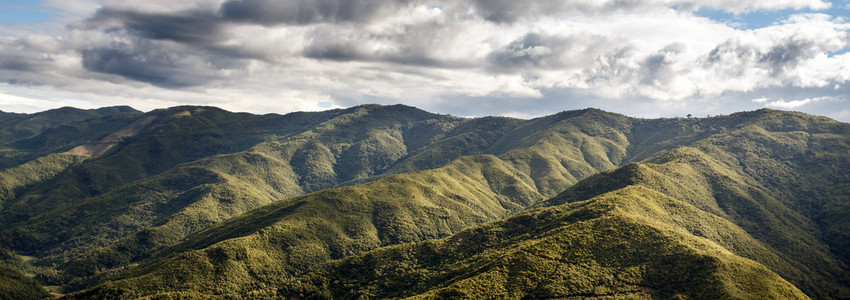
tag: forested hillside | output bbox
[0,105,846,299]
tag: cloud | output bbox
[0,34,92,86]
[463,0,832,22]
[79,46,212,87]
[486,32,619,71]
[1,0,849,122]
[762,96,832,108]
[83,8,223,44]
[219,0,420,25]
[759,39,817,76]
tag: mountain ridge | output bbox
[0,104,847,299]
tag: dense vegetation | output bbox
[274,185,808,299]
[0,265,50,300]
[0,105,847,299]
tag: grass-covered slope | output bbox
[290,186,808,299]
[550,153,849,298]
[544,111,850,298]
[79,185,810,299]
[67,154,546,297]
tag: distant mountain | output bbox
[0,106,141,169]
[0,105,847,299]
[0,110,23,122]
[0,106,139,146]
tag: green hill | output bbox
[3,105,646,289]
[269,185,809,299]
[74,109,850,299]
[543,110,850,298]
[0,106,358,231]
[81,107,850,298]
[0,105,847,299]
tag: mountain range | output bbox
[0,104,848,299]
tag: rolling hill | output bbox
[0,105,847,299]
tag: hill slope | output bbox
[0,105,847,299]
[2,105,653,290]
[67,109,850,299]
[266,185,808,299]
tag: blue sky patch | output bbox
[0,0,53,24]
[695,1,849,29]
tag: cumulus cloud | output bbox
[0,0,849,121]
[464,0,831,22]
[762,96,832,108]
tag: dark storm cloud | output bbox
[77,0,438,71]
[74,6,265,87]
[79,37,243,87]
[81,48,199,87]
[219,0,418,25]
[467,0,648,23]
[84,8,223,45]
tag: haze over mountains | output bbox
[0,104,848,299]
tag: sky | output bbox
[0,0,849,121]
